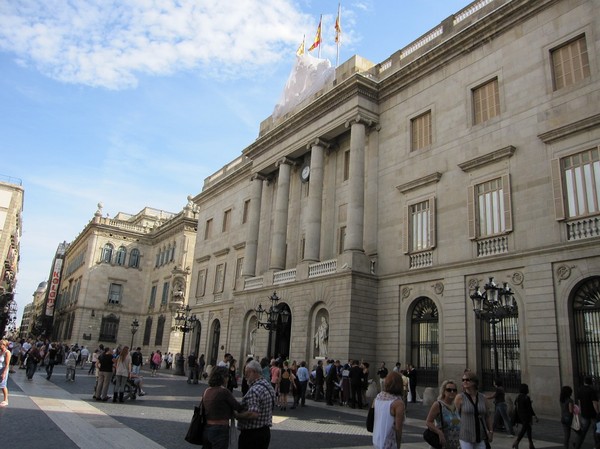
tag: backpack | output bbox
[132,351,142,366]
[152,353,162,365]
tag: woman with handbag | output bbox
[372,371,405,449]
[203,366,244,449]
[455,373,493,449]
[559,385,575,449]
[425,380,461,449]
[513,383,538,449]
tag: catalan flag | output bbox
[308,16,322,52]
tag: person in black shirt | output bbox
[45,343,58,380]
[187,352,198,384]
[377,362,389,392]
[94,347,114,401]
[349,360,364,409]
[573,376,599,449]
[314,360,324,401]
[325,360,339,406]
[486,379,515,436]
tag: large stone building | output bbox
[35,0,598,416]
[184,0,599,415]
[50,202,198,355]
[0,175,24,337]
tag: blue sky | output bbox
[0,0,470,323]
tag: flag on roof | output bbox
[335,4,342,44]
[296,35,305,56]
[308,16,322,52]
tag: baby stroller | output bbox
[307,376,317,400]
[123,377,141,401]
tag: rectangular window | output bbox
[471,176,513,238]
[242,199,250,224]
[149,285,157,308]
[108,283,122,304]
[196,269,207,297]
[343,150,350,181]
[142,318,152,346]
[234,257,244,289]
[562,148,600,218]
[214,263,226,293]
[411,111,432,151]
[338,226,346,255]
[222,209,231,232]
[300,236,306,260]
[472,78,500,125]
[551,35,590,91]
[204,218,213,240]
[161,282,169,305]
[409,199,435,252]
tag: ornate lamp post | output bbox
[174,304,197,376]
[469,277,516,382]
[254,291,290,357]
[130,318,139,349]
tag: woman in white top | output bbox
[113,346,132,403]
[372,371,405,449]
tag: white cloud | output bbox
[0,0,313,89]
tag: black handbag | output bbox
[366,406,375,432]
[185,397,206,445]
[423,401,444,449]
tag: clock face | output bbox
[301,165,310,182]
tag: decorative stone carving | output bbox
[511,271,525,287]
[432,282,444,296]
[401,287,412,300]
[556,265,573,284]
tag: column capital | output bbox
[345,114,378,129]
[275,156,298,168]
[250,173,267,182]
[306,137,332,151]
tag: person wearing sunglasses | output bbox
[455,374,493,449]
[425,380,461,449]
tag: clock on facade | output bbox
[300,164,310,183]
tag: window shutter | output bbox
[502,174,513,232]
[550,158,566,221]
[467,185,476,239]
[429,196,437,249]
[402,203,409,254]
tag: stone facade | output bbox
[186,0,600,415]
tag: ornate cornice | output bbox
[396,172,443,193]
[538,114,600,144]
[458,146,516,172]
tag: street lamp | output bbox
[469,277,516,382]
[255,291,290,331]
[254,291,290,357]
[130,318,139,349]
[174,304,197,376]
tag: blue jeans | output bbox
[203,424,229,449]
[573,416,592,449]
[494,402,515,435]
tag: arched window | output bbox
[155,315,166,346]
[129,248,140,268]
[573,276,600,386]
[209,320,221,366]
[101,243,114,263]
[410,297,439,388]
[143,316,153,346]
[115,246,127,266]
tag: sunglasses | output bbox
[445,388,458,392]
[462,378,472,382]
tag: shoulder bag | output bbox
[185,394,206,445]
[366,405,375,432]
[423,401,444,449]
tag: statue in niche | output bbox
[314,315,329,357]
[249,327,257,356]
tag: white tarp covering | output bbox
[272,53,335,119]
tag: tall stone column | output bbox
[304,139,328,262]
[345,116,369,253]
[242,174,264,277]
[270,158,294,270]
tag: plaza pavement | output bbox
[0,364,591,449]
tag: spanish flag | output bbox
[308,16,322,52]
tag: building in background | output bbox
[0,175,24,338]
[48,201,197,356]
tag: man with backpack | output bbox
[131,347,143,375]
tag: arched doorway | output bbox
[572,276,600,388]
[410,297,439,387]
[209,320,221,366]
[269,303,291,359]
